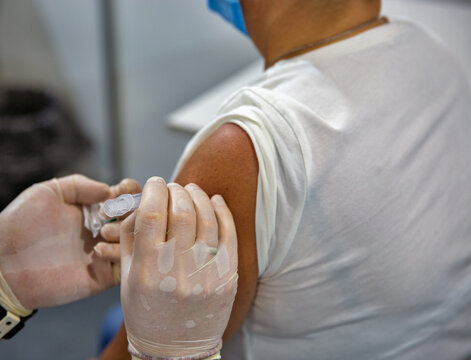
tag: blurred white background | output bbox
[0,0,470,358]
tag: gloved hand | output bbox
[0,174,140,311]
[121,178,238,359]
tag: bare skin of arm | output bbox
[176,123,259,340]
[100,123,259,360]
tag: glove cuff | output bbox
[128,339,222,360]
[0,269,32,317]
[0,269,36,339]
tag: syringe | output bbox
[104,193,142,217]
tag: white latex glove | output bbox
[0,175,139,311]
[121,178,238,360]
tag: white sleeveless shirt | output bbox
[172,19,471,359]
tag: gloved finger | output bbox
[109,178,141,198]
[167,183,197,254]
[186,252,238,297]
[187,194,239,295]
[181,184,218,294]
[93,242,121,263]
[185,183,218,249]
[121,212,136,260]
[133,177,169,265]
[43,174,110,205]
[100,222,120,243]
[164,184,197,286]
[211,194,238,276]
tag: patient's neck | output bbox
[256,1,383,68]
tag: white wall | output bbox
[383,0,471,83]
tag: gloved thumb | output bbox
[43,174,110,205]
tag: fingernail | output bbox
[185,183,200,191]
[93,244,103,256]
[147,176,165,184]
[213,194,226,206]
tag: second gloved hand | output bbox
[121,178,238,359]
[0,175,140,310]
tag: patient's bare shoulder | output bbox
[175,122,259,340]
[175,123,257,192]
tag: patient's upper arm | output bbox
[174,122,259,340]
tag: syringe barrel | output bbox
[104,193,142,217]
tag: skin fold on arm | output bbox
[100,123,259,360]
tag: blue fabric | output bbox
[97,303,123,354]
[208,0,248,35]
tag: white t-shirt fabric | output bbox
[172,19,471,360]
